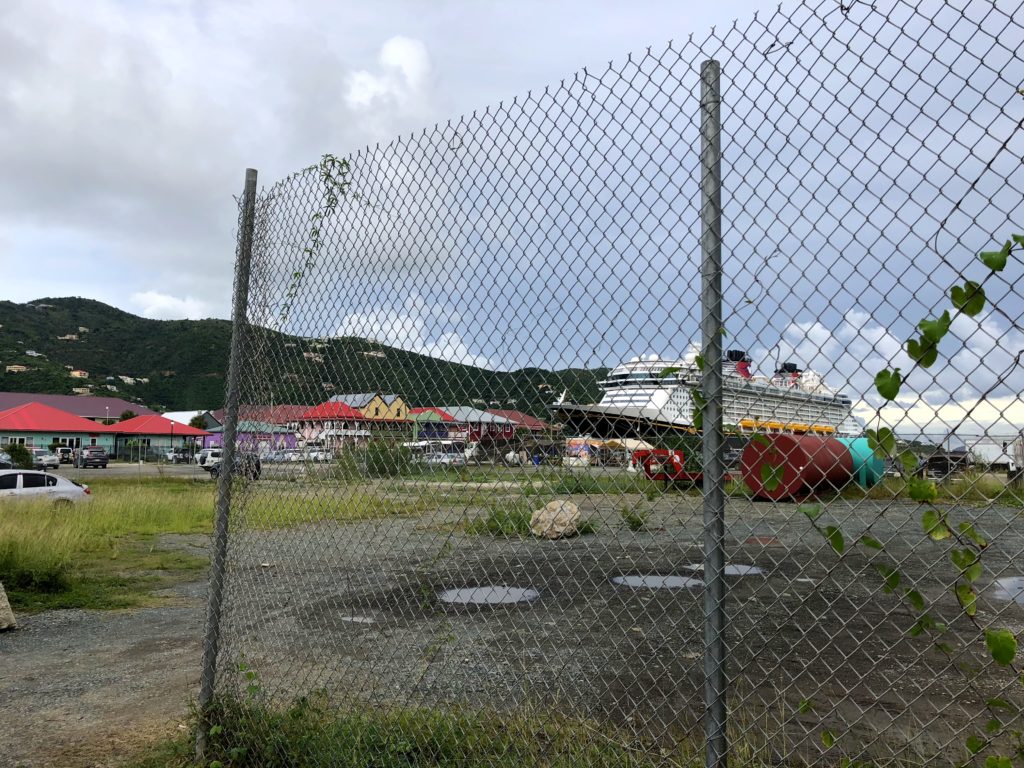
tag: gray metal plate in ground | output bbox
[611,575,703,589]
[438,586,541,605]
[685,563,766,577]
[990,577,1024,605]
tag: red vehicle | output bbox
[632,448,729,486]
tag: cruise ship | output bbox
[548,346,858,439]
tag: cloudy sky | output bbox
[2,0,1022,438]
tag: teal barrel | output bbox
[837,438,885,488]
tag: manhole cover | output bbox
[438,586,540,605]
[611,574,703,589]
[685,563,765,576]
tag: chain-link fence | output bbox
[198,1,1024,765]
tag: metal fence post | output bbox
[700,59,727,768]
[196,167,258,760]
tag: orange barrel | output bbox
[741,434,854,501]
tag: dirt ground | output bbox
[4,489,1024,766]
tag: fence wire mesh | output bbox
[204,1,1024,765]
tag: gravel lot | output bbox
[3,485,1024,766]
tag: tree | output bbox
[189,414,208,430]
[119,410,137,421]
[7,444,32,469]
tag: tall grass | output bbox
[134,693,741,768]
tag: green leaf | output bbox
[965,735,986,754]
[899,451,918,474]
[824,526,845,555]
[859,534,884,550]
[980,241,1010,272]
[799,503,822,521]
[750,433,771,447]
[210,762,224,768]
[208,725,223,737]
[985,718,1001,734]
[906,336,939,368]
[761,462,784,492]
[906,589,926,611]
[694,355,705,372]
[985,629,1017,666]
[950,280,986,317]
[876,564,900,593]
[918,310,952,344]
[958,521,987,547]
[908,613,935,637]
[659,366,683,379]
[986,697,1017,712]
[821,729,836,748]
[1012,233,1024,248]
[922,508,951,540]
[955,583,977,616]
[798,698,813,714]
[984,756,1012,768]
[874,368,902,401]
[866,428,896,458]
[908,478,938,503]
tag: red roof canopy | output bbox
[116,414,210,436]
[409,407,455,422]
[0,402,119,433]
[301,402,365,421]
[485,409,549,431]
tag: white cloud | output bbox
[336,297,492,368]
[128,291,212,320]
[345,36,432,119]
[759,309,1024,438]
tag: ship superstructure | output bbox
[549,346,858,438]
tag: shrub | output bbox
[364,441,412,478]
[332,450,363,483]
[467,501,534,536]
[6,444,32,469]
[620,505,648,532]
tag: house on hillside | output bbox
[4,365,28,374]
[69,369,89,379]
[71,387,92,395]
[57,333,79,341]
[0,402,117,451]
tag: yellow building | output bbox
[328,393,409,421]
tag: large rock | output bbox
[530,500,581,539]
[0,582,16,631]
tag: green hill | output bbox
[0,298,604,415]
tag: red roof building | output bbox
[211,404,313,427]
[116,414,210,436]
[485,409,551,432]
[0,391,156,422]
[0,402,119,434]
[300,402,365,421]
[409,407,455,422]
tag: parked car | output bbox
[197,448,222,468]
[31,448,60,471]
[0,469,91,504]
[75,446,109,468]
[419,452,467,467]
[207,453,261,480]
[56,446,75,464]
[164,448,192,464]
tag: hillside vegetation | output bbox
[0,298,603,414]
